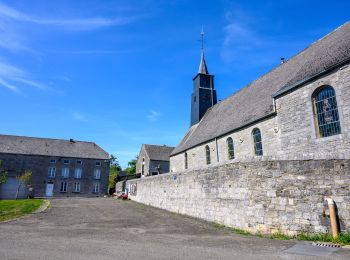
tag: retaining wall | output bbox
[127,159,350,235]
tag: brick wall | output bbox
[127,159,350,235]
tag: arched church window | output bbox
[184,152,188,169]
[226,137,234,160]
[252,128,263,156]
[312,86,341,138]
[205,145,211,165]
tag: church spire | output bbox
[198,49,209,74]
[198,26,209,74]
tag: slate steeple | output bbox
[190,29,217,127]
[198,49,209,74]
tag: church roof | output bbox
[171,21,350,156]
[198,49,209,74]
[143,144,175,161]
[0,134,109,159]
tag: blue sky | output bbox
[0,0,349,167]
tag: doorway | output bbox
[46,183,54,197]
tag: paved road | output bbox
[0,198,349,260]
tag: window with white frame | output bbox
[93,182,99,193]
[63,159,70,164]
[61,168,69,178]
[74,168,82,179]
[48,167,56,177]
[94,168,101,179]
[50,159,56,164]
[73,182,81,192]
[95,161,101,166]
[60,181,67,192]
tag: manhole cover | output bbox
[283,242,340,257]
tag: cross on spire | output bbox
[198,26,209,74]
[200,25,205,50]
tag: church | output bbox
[170,21,350,171]
[126,21,350,235]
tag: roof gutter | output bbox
[272,58,350,99]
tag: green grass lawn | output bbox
[0,199,44,222]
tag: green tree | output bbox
[108,165,120,190]
[0,160,7,184]
[15,170,32,200]
[108,154,122,194]
[125,157,137,175]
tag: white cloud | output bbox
[147,110,161,122]
[50,49,137,55]
[0,60,47,93]
[0,2,135,30]
[221,8,276,66]
[72,112,88,122]
[0,78,20,93]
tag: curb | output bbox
[34,199,51,214]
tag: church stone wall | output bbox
[170,116,282,172]
[170,64,350,172]
[275,64,350,160]
[127,159,350,235]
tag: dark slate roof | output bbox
[0,134,109,159]
[143,144,175,161]
[198,49,209,74]
[172,21,350,156]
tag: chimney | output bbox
[280,57,286,64]
[69,138,75,143]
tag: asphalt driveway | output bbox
[0,198,349,260]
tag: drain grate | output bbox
[284,242,340,257]
[312,242,341,248]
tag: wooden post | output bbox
[325,198,339,239]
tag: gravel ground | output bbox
[0,197,349,260]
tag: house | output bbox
[136,144,175,177]
[170,21,350,171]
[0,134,109,199]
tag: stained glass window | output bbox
[205,145,211,165]
[252,128,263,156]
[313,86,341,138]
[227,137,234,160]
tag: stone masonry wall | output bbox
[170,116,281,172]
[276,64,350,159]
[0,153,109,198]
[170,64,350,172]
[127,159,350,235]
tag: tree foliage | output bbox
[125,157,137,174]
[109,154,122,171]
[15,170,32,200]
[108,165,119,189]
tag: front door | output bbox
[46,183,54,197]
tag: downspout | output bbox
[325,197,339,238]
[272,97,277,112]
[215,137,219,163]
